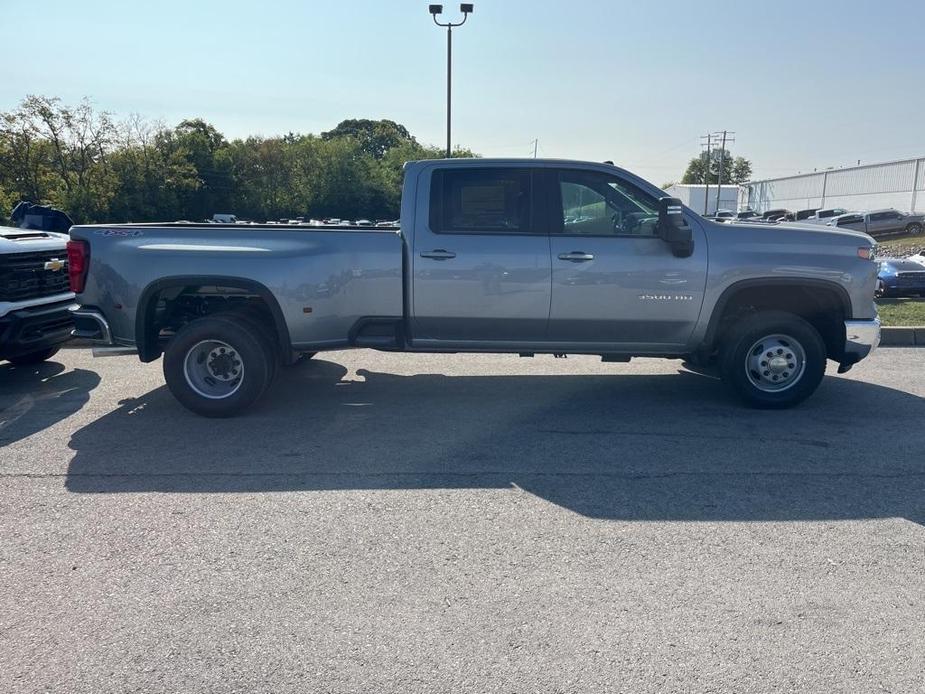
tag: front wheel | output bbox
[6,346,61,365]
[163,315,274,417]
[719,310,827,409]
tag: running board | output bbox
[92,346,138,357]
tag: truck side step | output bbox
[349,316,404,350]
[92,346,139,357]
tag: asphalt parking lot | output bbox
[1,347,924,693]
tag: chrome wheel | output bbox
[744,334,806,393]
[183,340,244,399]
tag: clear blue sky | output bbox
[4,0,924,184]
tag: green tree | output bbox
[0,97,479,224]
[731,157,752,184]
[681,149,751,186]
[0,95,118,222]
[321,118,415,159]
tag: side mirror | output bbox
[657,197,694,258]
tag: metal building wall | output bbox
[742,156,925,214]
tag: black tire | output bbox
[218,309,279,388]
[163,315,273,417]
[905,223,923,235]
[6,346,61,365]
[719,310,827,409]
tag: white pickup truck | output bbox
[0,226,76,365]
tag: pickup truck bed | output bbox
[71,224,404,354]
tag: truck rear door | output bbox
[409,165,551,343]
[544,166,708,348]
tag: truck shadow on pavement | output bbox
[65,358,925,524]
[0,360,100,447]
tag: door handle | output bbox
[420,249,456,260]
[557,251,594,262]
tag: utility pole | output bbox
[531,139,538,158]
[700,133,713,215]
[429,4,474,158]
[713,130,735,214]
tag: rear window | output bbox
[429,168,532,233]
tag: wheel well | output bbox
[136,281,289,363]
[707,283,847,361]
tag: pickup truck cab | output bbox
[69,158,880,416]
[1,226,76,365]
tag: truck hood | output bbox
[0,226,70,254]
[719,220,874,245]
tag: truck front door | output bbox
[545,167,708,349]
[410,166,551,344]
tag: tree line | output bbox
[0,96,474,225]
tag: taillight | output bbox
[66,239,89,293]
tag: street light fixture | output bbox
[429,3,474,158]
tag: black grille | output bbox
[0,251,71,302]
[897,271,925,279]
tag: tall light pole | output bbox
[429,4,474,158]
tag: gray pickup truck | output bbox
[68,158,880,416]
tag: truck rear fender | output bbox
[135,276,291,363]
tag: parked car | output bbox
[69,157,880,416]
[826,209,925,237]
[762,208,791,221]
[735,209,760,220]
[1,223,76,365]
[208,214,238,224]
[795,208,820,221]
[876,258,925,297]
[829,213,866,230]
[815,207,849,219]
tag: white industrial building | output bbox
[740,155,925,215]
[662,184,740,216]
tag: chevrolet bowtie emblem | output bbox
[44,258,65,272]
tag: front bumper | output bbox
[841,318,881,368]
[0,299,77,359]
[880,282,925,297]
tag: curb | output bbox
[880,326,925,347]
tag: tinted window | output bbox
[836,215,863,226]
[555,170,659,236]
[869,212,887,222]
[429,168,532,233]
